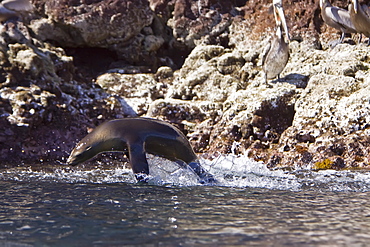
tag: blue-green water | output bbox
[1,155,370,246]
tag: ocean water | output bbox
[1,154,370,246]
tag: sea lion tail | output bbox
[188,161,216,184]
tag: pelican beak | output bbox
[274,3,290,41]
[353,0,358,14]
[319,0,323,10]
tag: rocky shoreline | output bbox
[0,0,369,170]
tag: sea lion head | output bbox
[351,0,358,14]
[66,137,101,166]
[66,128,126,166]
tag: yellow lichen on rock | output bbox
[313,159,333,170]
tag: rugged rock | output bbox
[1,0,370,170]
[0,21,133,164]
[30,0,171,71]
[32,0,153,48]
[167,45,243,102]
[275,46,370,168]
[95,72,166,115]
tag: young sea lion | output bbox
[67,118,215,184]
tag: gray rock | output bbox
[167,45,244,102]
[33,0,153,48]
[96,72,164,115]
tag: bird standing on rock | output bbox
[0,0,33,23]
[262,0,290,83]
[319,0,357,47]
[349,0,370,46]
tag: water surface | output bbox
[1,154,370,246]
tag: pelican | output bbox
[262,0,290,83]
[349,0,370,45]
[0,0,33,22]
[319,0,357,46]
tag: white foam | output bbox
[200,154,301,190]
[2,153,370,191]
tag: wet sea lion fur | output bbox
[67,118,215,183]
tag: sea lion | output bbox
[67,118,215,184]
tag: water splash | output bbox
[1,153,370,192]
[201,154,370,192]
[202,154,301,190]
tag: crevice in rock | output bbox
[252,100,296,142]
[64,47,118,82]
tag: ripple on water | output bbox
[1,154,370,192]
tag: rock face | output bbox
[1,0,369,170]
[30,0,166,70]
[275,44,370,168]
[31,0,153,48]
[0,21,134,164]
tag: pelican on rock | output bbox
[349,0,370,45]
[319,0,357,47]
[262,0,290,83]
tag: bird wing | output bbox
[2,0,33,12]
[361,4,370,19]
[261,37,272,67]
[326,6,357,33]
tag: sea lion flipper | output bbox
[128,142,149,182]
[67,118,216,183]
[188,161,216,184]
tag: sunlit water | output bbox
[1,154,370,246]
